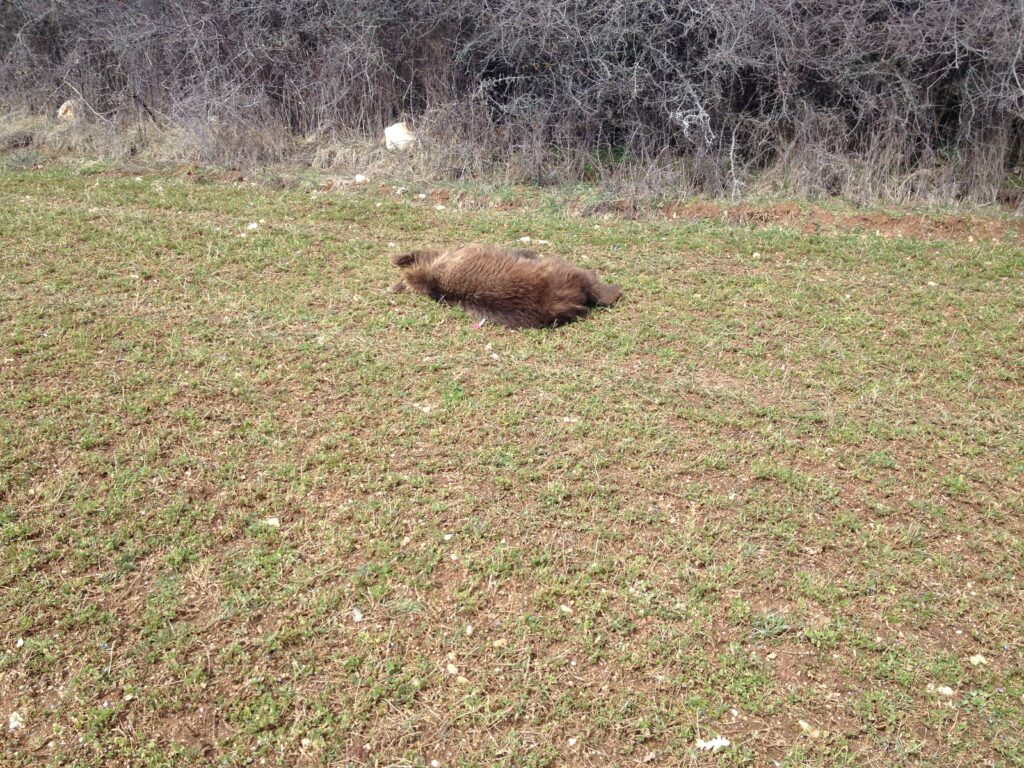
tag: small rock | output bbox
[15,638,24,649]
[568,737,577,746]
[643,751,657,762]
[492,638,508,648]
[262,516,280,527]
[969,654,988,667]
[465,624,474,636]
[431,761,441,768]
[352,608,364,623]
[455,676,470,685]
[447,663,459,675]
[520,236,532,243]
[798,720,822,738]
[301,737,312,748]
[559,604,573,615]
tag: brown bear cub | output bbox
[389,244,621,329]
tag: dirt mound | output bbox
[663,202,1023,241]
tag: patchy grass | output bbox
[0,165,1022,767]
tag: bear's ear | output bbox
[390,252,418,267]
[391,249,440,268]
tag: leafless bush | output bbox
[2,0,1022,202]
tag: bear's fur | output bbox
[389,244,621,329]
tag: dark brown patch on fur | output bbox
[389,244,621,328]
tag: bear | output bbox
[389,244,621,329]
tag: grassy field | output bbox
[1,164,1022,767]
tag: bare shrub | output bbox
[2,0,1022,203]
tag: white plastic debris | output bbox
[352,608,363,623]
[246,221,259,231]
[353,174,368,184]
[57,99,78,122]
[695,736,731,752]
[15,638,24,649]
[8,711,25,732]
[567,737,578,746]
[384,121,417,150]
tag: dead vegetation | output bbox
[2,0,1023,205]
